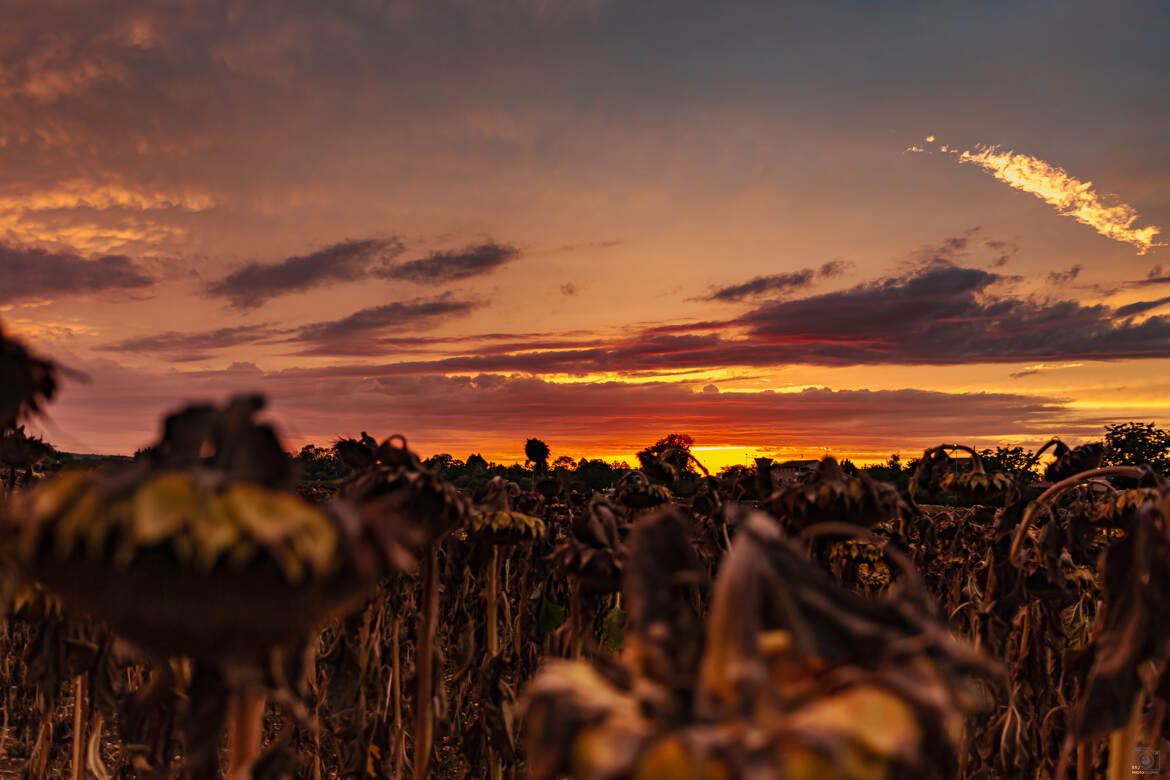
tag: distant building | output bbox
[773,459,819,483]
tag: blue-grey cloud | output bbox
[205,238,405,308]
[0,243,155,304]
[378,242,520,284]
[97,324,281,362]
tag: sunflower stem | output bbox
[70,674,85,780]
[487,547,500,655]
[414,546,439,780]
[225,689,266,780]
[1107,692,1144,780]
[391,612,403,780]
[1076,739,1091,780]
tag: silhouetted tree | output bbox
[637,433,696,475]
[294,444,352,481]
[1103,422,1170,472]
[977,446,1040,479]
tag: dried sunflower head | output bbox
[616,471,672,510]
[552,494,624,592]
[469,510,547,545]
[333,434,378,470]
[535,475,564,501]
[0,425,55,470]
[1044,441,1105,483]
[523,510,1001,780]
[938,469,1014,503]
[4,398,390,661]
[570,492,621,550]
[910,446,962,500]
[1095,481,1167,530]
[526,438,551,469]
[0,324,59,429]
[769,457,907,530]
[468,478,548,543]
[690,476,724,517]
[341,434,469,548]
[636,449,679,486]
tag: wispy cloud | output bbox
[97,324,281,362]
[205,237,406,309]
[909,138,1163,254]
[291,295,480,355]
[1047,265,1082,285]
[378,242,520,284]
[705,260,848,302]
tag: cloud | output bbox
[1008,362,1085,379]
[0,242,156,304]
[1047,264,1082,285]
[205,238,405,308]
[309,262,1170,375]
[555,239,622,253]
[983,239,1019,267]
[36,356,1093,460]
[911,139,1163,253]
[1115,297,1170,318]
[706,260,847,303]
[707,269,815,302]
[96,324,280,362]
[817,259,849,278]
[290,295,479,355]
[736,263,1170,364]
[378,242,520,284]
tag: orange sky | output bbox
[3,0,1169,467]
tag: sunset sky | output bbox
[3,0,1169,468]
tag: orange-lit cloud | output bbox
[910,138,1163,254]
[0,180,216,254]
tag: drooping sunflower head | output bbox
[4,397,390,660]
[525,437,551,466]
[1044,441,1105,483]
[0,324,59,430]
[616,470,672,510]
[770,457,907,530]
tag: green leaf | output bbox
[536,596,565,637]
[602,606,627,652]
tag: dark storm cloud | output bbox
[290,295,479,355]
[97,324,280,362]
[378,242,520,284]
[205,238,405,308]
[0,243,156,303]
